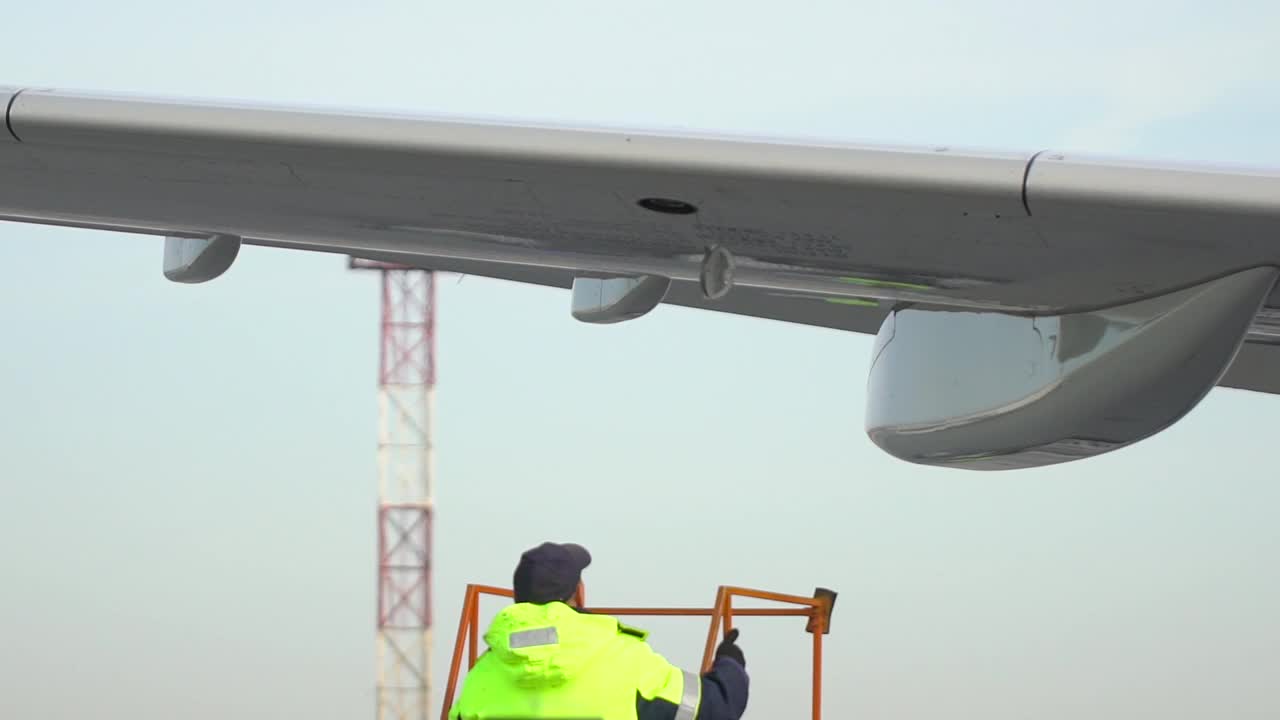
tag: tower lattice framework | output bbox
[350,258,436,720]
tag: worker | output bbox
[448,541,750,720]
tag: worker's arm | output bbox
[695,628,749,719]
[635,631,750,720]
[694,655,750,720]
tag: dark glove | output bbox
[714,628,745,668]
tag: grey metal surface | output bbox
[1220,341,1280,394]
[570,275,671,324]
[259,242,1280,398]
[7,89,1033,198]
[1,86,1276,312]
[0,87,1035,306]
[262,241,893,335]
[1026,152,1280,221]
[163,234,241,283]
[333,244,1280,401]
[1,87,20,143]
[866,267,1279,470]
[0,83,1279,443]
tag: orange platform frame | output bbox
[442,583,837,720]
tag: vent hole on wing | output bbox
[638,197,698,215]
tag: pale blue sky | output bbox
[2,2,1280,719]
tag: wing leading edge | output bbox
[3,85,1279,469]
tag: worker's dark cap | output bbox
[512,542,592,604]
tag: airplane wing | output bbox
[3,85,1279,470]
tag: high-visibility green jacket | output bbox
[448,601,749,720]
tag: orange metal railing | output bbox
[441,583,837,720]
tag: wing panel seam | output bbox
[1020,150,1046,216]
[5,88,25,142]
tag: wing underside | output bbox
[3,85,1279,468]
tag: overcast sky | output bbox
[3,1,1280,719]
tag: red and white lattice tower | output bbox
[349,258,436,720]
